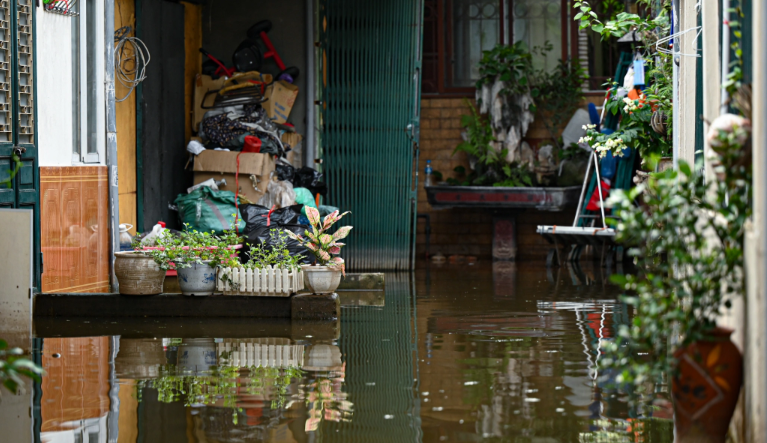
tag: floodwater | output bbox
[1,262,674,443]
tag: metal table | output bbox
[425,185,581,260]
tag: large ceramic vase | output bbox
[671,327,743,443]
[302,265,342,294]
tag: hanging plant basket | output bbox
[217,265,304,297]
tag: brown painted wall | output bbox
[416,97,577,261]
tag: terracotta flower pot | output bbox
[671,327,743,443]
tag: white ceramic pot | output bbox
[177,261,217,296]
[302,265,342,294]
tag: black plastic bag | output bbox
[241,224,312,265]
[292,166,328,196]
[276,163,296,182]
[240,204,303,232]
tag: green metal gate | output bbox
[317,0,424,270]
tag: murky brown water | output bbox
[3,263,674,442]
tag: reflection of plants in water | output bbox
[305,370,353,431]
[146,364,305,424]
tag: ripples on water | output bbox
[5,262,673,442]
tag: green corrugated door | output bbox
[318,0,424,270]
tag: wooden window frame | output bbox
[425,0,606,97]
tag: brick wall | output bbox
[416,97,578,261]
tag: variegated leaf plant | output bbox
[286,206,351,275]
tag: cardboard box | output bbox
[193,150,276,203]
[264,80,299,124]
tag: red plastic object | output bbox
[258,31,287,71]
[243,136,262,153]
[586,179,611,211]
[200,48,236,78]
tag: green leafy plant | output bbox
[475,41,535,97]
[241,229,305,271]
[601,117,751,398]
[452,99,538,187]
[535,59,589,146]
[581,84,672,161]
[1,339,44,396]
[1,153,22,189]
[142,224,242,271]
[574,0,669,39]
[287,207,351,275]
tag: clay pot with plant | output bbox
[144,226,241,296]
[602,116,751,442]
[287,207,351,294]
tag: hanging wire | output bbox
[114,26,150,102]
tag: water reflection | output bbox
[6,263,674,442]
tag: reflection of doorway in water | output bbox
[492,261,517,299]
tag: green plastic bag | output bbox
[294,187,317,218]
[174,187,246,235]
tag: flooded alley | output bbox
[1,264,673,442]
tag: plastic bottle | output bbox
[119,224,134,251]
[140,221,167,246]
[424,160,433,187]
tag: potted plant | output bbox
[286,207,351,294]
[602,116,751,443]
[217,228,306,296]
[114,249,166,296]
[145,226,241,296]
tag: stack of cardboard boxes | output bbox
[190,72,301,202]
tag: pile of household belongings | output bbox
[176,69,330,246]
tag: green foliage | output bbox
[1,153,22,189]
[240,229,305,271]
[0,339,44,396]
[573,0,674,163]
[475,41,535,97]
[573,0,670,39]
[286,207,351,274]
[602,140,751,397]
[723,0,745,96]
[494,164,534,188]
[535,59,589,145]
[583,83,672,160]
[143,224,242,270]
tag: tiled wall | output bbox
[40,166,110,293]
[416,97,576,260]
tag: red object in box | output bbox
[243,136,262,153]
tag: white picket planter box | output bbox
[217,266,304,297]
